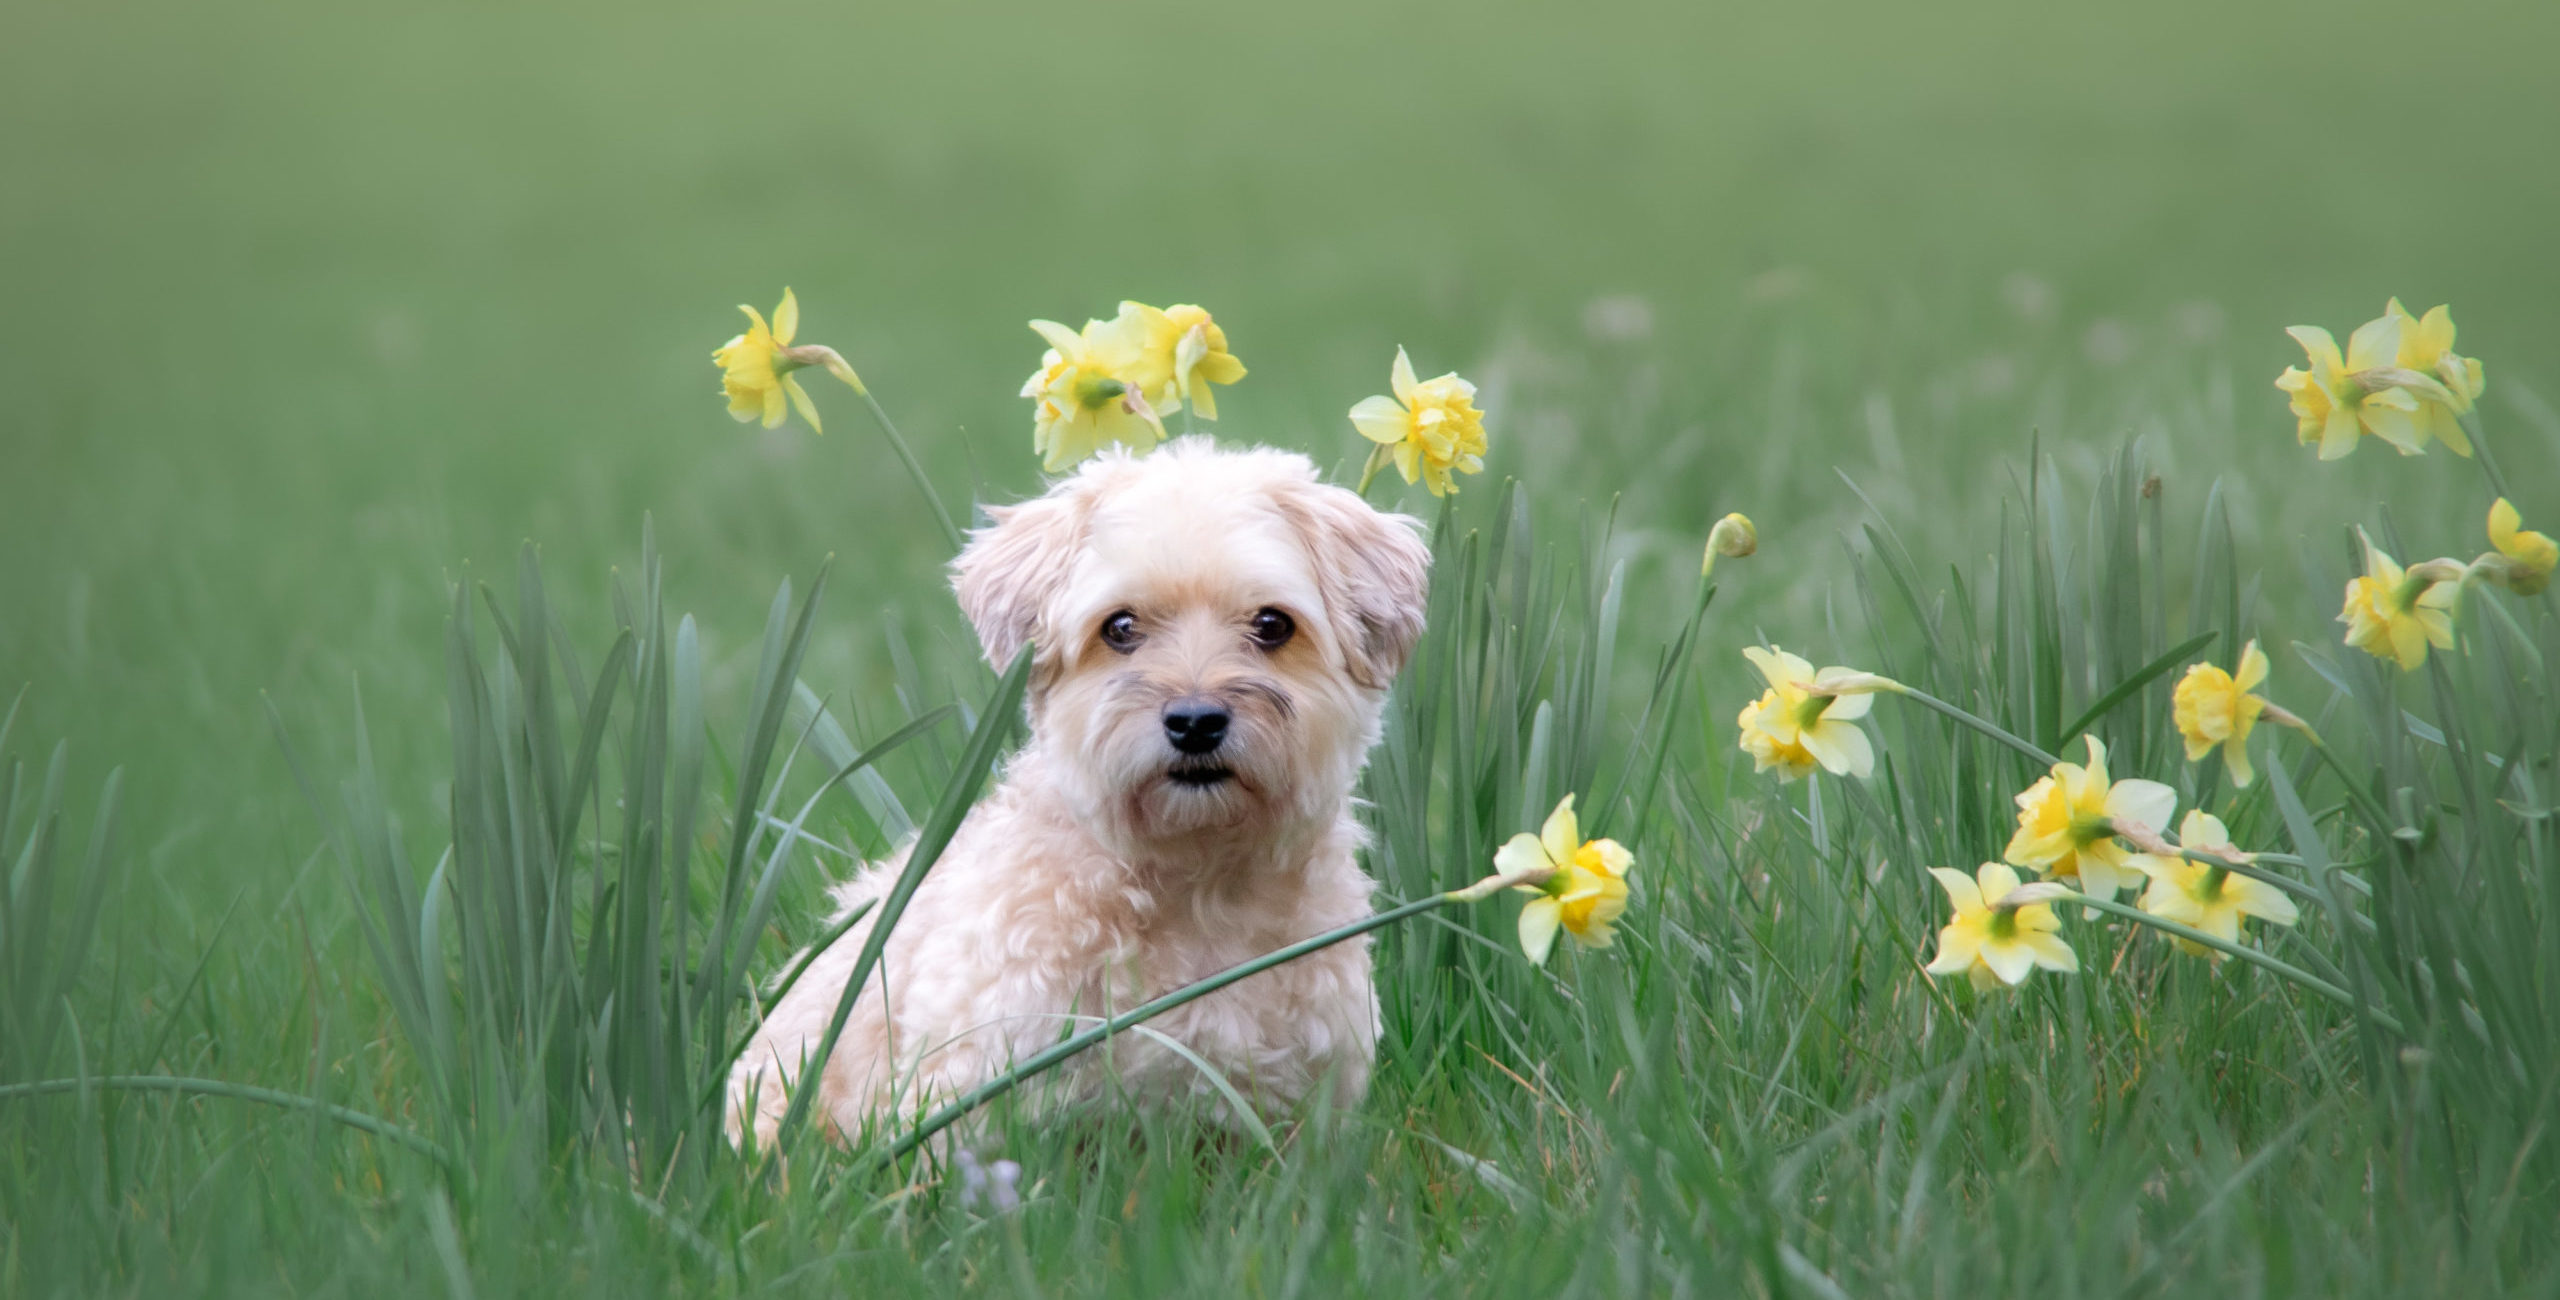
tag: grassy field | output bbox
[5,0,2560,1293]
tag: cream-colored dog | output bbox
[727,438,1431,1148]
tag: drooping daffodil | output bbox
[2488,498,2556,597]
[1703,513,1758,578]
[1122,302,1247,420]
[2275,316,2425,460]
[2386,299,2484,456]
[1349,347,1489,497]
[2004,735,2177,906]
[1922,862,2078,991]
[1021,314,1169,471]
[2133,810,2299,960]
[2339,536,2460,671]
[1734,646,1893,781]
[713,288,864,433]
[2171,640,2271,787]
[1495,795,1634,966]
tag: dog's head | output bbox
[952,438,1431,845]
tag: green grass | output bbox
[5,0,2560,1293]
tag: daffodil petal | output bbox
[1390,347,1419,404]
[772,288,799,344]
[1349,395,1411,445]
[1518,897,1562,966]
[1493,831,1554,881]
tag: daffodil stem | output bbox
[1890,686,2062,769]
[868,891,1455,1170]
[0,1075,452,1169]
[2457,410,2513,503]
[855,387,966,553]
[1354,445,1388,498]
[2070,894,2398,1032]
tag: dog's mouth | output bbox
[1164,759,1235,788]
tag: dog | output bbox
[726,438,1433,1149]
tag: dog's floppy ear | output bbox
[951,490,1090,671]
[1275,480,1433,690]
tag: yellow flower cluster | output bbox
[1923,745,2303,989]
[2275,300,2482,460]
[1021,301,1247,471]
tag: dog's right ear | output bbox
[951,491,1090,671]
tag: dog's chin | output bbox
[1131,759,1265,835]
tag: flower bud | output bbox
[1703,512,1758,577]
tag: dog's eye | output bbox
[1100,610,1141,652]
[1248,607,1295,650]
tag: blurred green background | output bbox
[4,0,2557,1007]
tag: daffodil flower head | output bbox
[1495,795,1634,966]
[2275,317,2425,460]
[2003,735,2177,907]
[1703,513,1758,577]
[2386,298,2484,456]
[715,288,861,433]
[2133,810,2299,959]
[1119,302,1247,420]
[1923,862,2078,991]
[2171,639,2270,786]
[1021,314,1169,471]
[1734,646,1886,781]
[2338,534,2458,671]
[2488,498,2556,597]
[1349,347,1489,497]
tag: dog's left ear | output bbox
[1274,481,1433,690]
[952,489,1092,672]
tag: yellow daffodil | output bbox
[2386,298,2484,456]
[1703,513,1758,578]
[2171,640,2270,787]
[1021,315,1169,471]
[1923,862,2077,991]
[1349,347,1489,496]
[2275,317,2425,459]
[2488,498,2556,596]
[2004,735,2177,904]
[2133,811,2299,960]
[714,288,863,433]
[2339,538,2459,671]
[1734,646,1891,781]
[1121,302,1246,420]
[1495,795,1634,966]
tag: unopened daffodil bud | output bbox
[1703,512,1757,577]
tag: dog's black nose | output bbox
[1163,699,1230,755]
